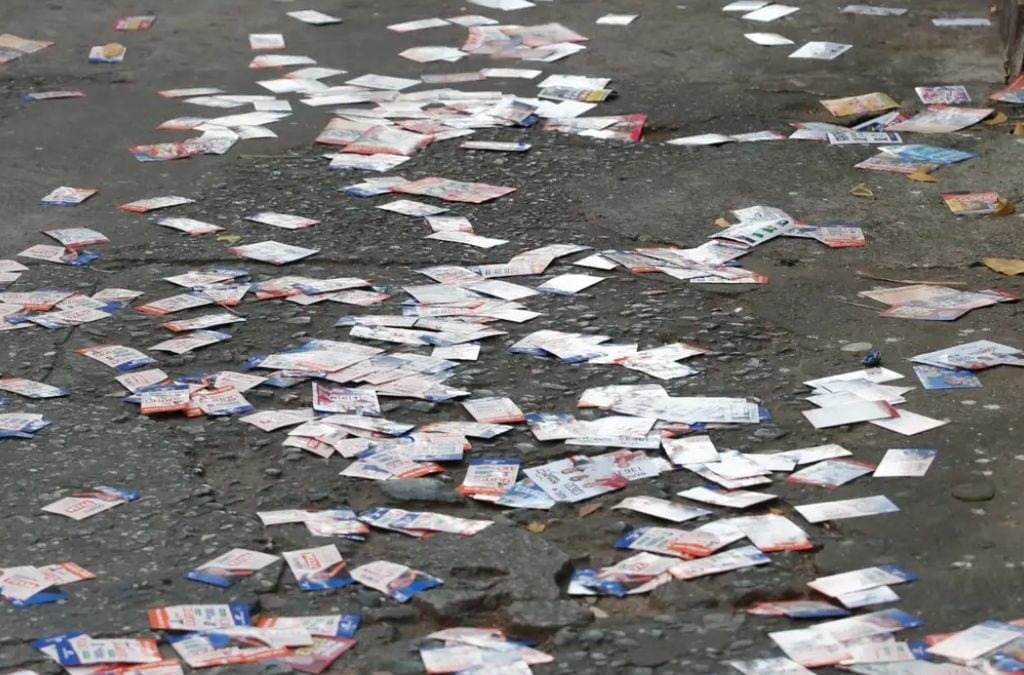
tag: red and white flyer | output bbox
[312,382,381,416]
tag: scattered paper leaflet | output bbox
[2,2,1017,672]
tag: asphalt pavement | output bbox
[2,0,1024,673]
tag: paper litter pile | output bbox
[3,0,1024,673]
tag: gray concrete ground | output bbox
[2,0,1024,673]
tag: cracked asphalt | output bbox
[2,0,1024,673]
